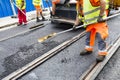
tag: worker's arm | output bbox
[21,0,25,9]
[76,1,80,14]
[97,0,106,22]
[99,0,106,16]
[76,0,82,16]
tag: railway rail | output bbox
[3,30,120,80]
[79,35,120,80]
[0,21,50,42]
[2,30,86,80]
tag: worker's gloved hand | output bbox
[73,25,77,30]
[77,12,83,17]
[97,15,105,22]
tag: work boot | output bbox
[80,49,92,55]
[23,23,27,26]
[36,17,40,22]
[17,23,22,26]
[42,17,45,21]
[96,55,106,62]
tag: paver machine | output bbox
[51,0,77,25]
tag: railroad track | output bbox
[79,34,120,80]
[0,21,50,42]
[2,30,86,80]
[3,30,120,80]
[2,10,120,80]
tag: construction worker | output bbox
[51,0,70,17]
[33,0,45,22]
[73,0,83,29]
[16,0,27,26]
[79,0,109,62]
[51,0,60,17]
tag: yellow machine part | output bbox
[113,0,120,6]
[110,0,120,6]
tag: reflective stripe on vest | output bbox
[83,0,107,25]
[106,0,109,9]
[16,0,26,9]
[33,0,41,6]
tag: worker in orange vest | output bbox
[79,0,109,62]
[51,0,60,17]
[33,0,45,22]
[16,0,27,26]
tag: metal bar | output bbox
[57,11,120,35]
[85,36,120,80]
[79,33,120,80]
[0,22,48,42]
[38,12,120,42]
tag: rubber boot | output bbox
[36,17,40,22]
[42,16,45,21]
[80,49,92,55]
[17,23,22,26]
[96,55,105,62]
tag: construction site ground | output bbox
[0,10,120,80]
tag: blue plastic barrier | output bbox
[0,0,13,17]
[0,0,52,18]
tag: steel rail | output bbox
[0,22,50,42]
[79,34,120,80]
[2,31,86,80]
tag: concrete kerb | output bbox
[0,9,50,29]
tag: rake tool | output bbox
[38,10,120,42]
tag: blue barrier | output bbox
[0,0,52,18]
[42,0,52,8]
[0,0,13,17]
